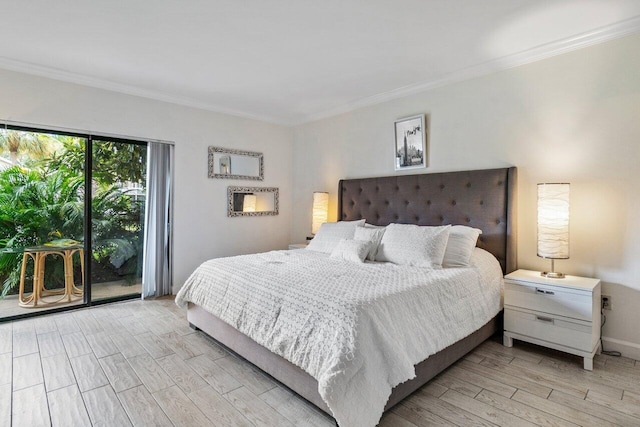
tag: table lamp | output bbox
[537,183,570,278]
[311,192,329,237]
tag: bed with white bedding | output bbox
[177,167,517,426]
[176,247,502,426]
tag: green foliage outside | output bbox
[46,136,146,185]
[0,130,59,166]
[0,130,146,298]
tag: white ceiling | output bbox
[1,0,639,125]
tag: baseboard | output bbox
[601,336,640,361]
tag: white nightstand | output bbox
[288,243,309,250]
[503,269,601,370]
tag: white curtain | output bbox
[142,142,173,298]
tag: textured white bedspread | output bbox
[175,248,502,427]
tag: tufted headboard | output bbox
[338,167,517,274]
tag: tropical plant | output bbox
[46,137,146,185]
[0,129,59,166]
[0,165,143,297]
[91,181,144,282]
[0,166,82,296]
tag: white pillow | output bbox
[354,226,386,261]
[330,239,371,263]
[375,223,451,268]
[306,220,366,254]
[442,225,483,268]
[364,223,385,229]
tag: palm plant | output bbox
[0,166,84,296]
[46,137,146,184]
[0,165,143,297]
[91,183,143,276]
[0,129,58,166]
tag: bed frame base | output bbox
[187,303,499,419]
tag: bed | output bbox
[177,167,517,426]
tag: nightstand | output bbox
[503,269,601,370]
[288,243,308,250]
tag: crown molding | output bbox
[0,57,290,126]
[293,15,640,126]
[0,15,639,128]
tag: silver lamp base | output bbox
[541,271,565,279]
[540,259,565,279]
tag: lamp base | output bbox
[540,258,566,279]
[541,271,565,279]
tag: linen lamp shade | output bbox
[312,192,329,235]
[537,183,570,277]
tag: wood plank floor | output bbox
[1,298,639,426]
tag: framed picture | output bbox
[394,114,426,171]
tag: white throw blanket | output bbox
[176,248,502,427]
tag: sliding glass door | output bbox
[90,139,146,302]
[0,126,153,321]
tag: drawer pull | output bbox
[536,288,555,295]
[536,316,554,323]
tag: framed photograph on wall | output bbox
[394,114,426,171]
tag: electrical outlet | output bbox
[602,295,612,310]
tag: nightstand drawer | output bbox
[504,281,592,321]
[504,308,592,352]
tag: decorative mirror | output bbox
[228,186,279,217]
[208,146,264,180]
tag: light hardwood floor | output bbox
[1,298,639,426]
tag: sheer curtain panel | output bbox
[142,142,173,298]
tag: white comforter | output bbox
[175,248,502,427]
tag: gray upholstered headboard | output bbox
[338,167,517,274]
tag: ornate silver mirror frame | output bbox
[227,186,279,217]
[208,146,264,180]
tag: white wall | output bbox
[0,68,293,293]
[291,33,640,358]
